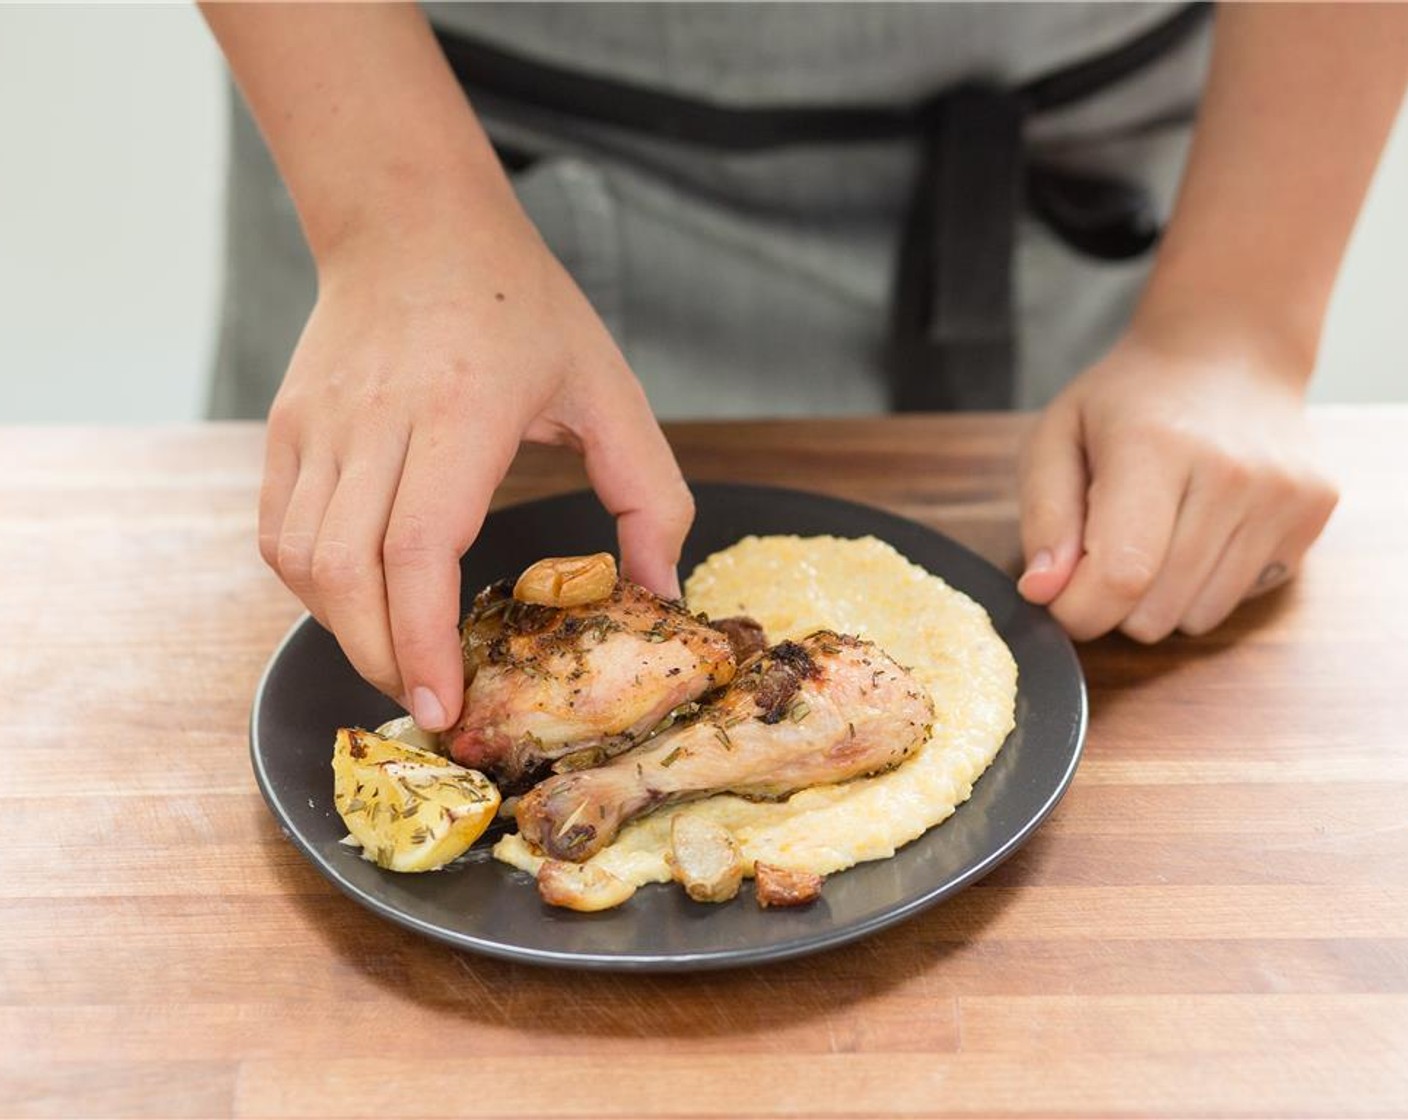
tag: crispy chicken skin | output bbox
[445,578,737,790]
[516,631,935,862]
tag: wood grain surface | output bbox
[2,410,1405,1119]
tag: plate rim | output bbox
[250,481,1088,971]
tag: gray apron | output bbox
[209,2,1211,421]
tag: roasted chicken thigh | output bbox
[445,578,737,790]
[516,631,935,861]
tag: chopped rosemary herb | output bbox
[659,746,684,768]
[555,800,590,839]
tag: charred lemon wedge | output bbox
[333,728,500,872]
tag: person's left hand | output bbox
[1015,324,1339,642]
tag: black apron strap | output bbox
[888,86,1023,412]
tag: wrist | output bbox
[304,141,525,277]
[1128,283,1320,395]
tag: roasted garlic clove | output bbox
[513,553,618,607]
[535,858,637,911]
[374,714,445,756]
[667,814,744,903]
[754,862,824,908]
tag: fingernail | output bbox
[411,687,446,731]
[1023,549,1053,580]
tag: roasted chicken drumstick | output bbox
[516,631,935,861]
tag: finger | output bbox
[1120,461,1251,644]
[1245,478,1338,600]
[1177,518,1285,636]
[311,435,410,700]
[274,454,339,628]
[1017,403,1087,606]
[384,422,519,732]
[1180,486,1335,636]
[1048,440,1188,642]
[259,434,300,571]
[577,374,693,600]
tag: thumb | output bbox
[1017,403,1087,606]
[576,373,694,600]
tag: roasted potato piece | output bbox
[513,553,618,607]
[536,858,637,912]
[667,815,744,903]
[754,861,824,908]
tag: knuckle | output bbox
[1049,603,1111,644]
[1099,548,1159,601]
[1120,617,1177,645]
[422,365,482,415]
[383,514,440,568]
[1179,603,1230,637]
[1203,452,1252,492]
[353,372,395,414]
[266,395,304,442]
[258,531,281,571]
[667,483,697,531]
[1178,614,1217,638]
[276,533,315,584]
[311,540,369,596]
[420,377,458,416]
[1255,469,1300,507]
[1121,606,1175,645]
[1305,476,1341,523]
[1130,418,1197,462]
[1137,419,1183,452]
[1261,468,1338,531]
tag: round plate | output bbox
[251,483,1086,971]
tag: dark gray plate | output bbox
[251,483,1086,971]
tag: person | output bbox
[200,3,1406,736]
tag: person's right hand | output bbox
[260,203,694,734]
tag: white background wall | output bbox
[0,4,225,422]
[0,4,1403,422]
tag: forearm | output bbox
[200,2,517,268]
[1136,3,1408,382]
